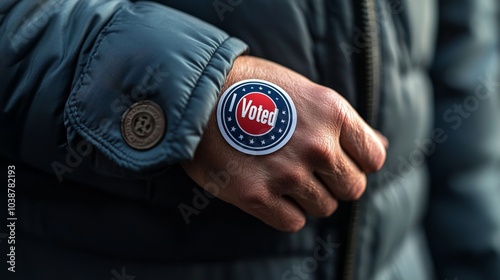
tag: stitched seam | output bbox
[66,5,138,162]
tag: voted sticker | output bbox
[217,79,297,155]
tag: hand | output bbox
[181,56,387,232]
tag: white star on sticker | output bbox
[261,140,266,145]
[259,87,263,90]
[282,110,286,115]
[242,88,246,92]
[275,98,279,100]
[238,135,244,140]
[268,91,271,94]
[227,117,232,122]
[251,87,254,89]
[231,126,236,132]
[278,129,283,133]
[281,119,286,123]
[271,135,275,140]
[249,139,254,144]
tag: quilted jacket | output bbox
[1,0,499,279]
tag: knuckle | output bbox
[308,136,337,167]
[314,199,338,217]
[288,170,305,185]
[314,86,350,131]
[295,183,322,202]
[365,141,387,173]
[275,168,306,188]
[326,157,366,200]
[343,173,367,200]
[239,188,270,207]
[329,95,352,133]
[280,216,306,233]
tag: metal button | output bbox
[121,101,165,150]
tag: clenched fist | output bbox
[182,56,387,232]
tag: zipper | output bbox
[342,0,380,279]
[362,0,381,126]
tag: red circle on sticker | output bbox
[236,92,278,136]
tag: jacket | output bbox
[1,0,499,279]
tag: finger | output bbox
[339,110,386,173]
[280,175,338,218]
[315,149,367,201]
[236,187,307,232]
[373,130,389,148]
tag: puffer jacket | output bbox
[1,0,499,279]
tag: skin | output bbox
[181,56,387,232]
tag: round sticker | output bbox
[217,79,297,155]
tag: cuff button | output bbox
[121,100,165,150]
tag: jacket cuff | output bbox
[64,2,248,177]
